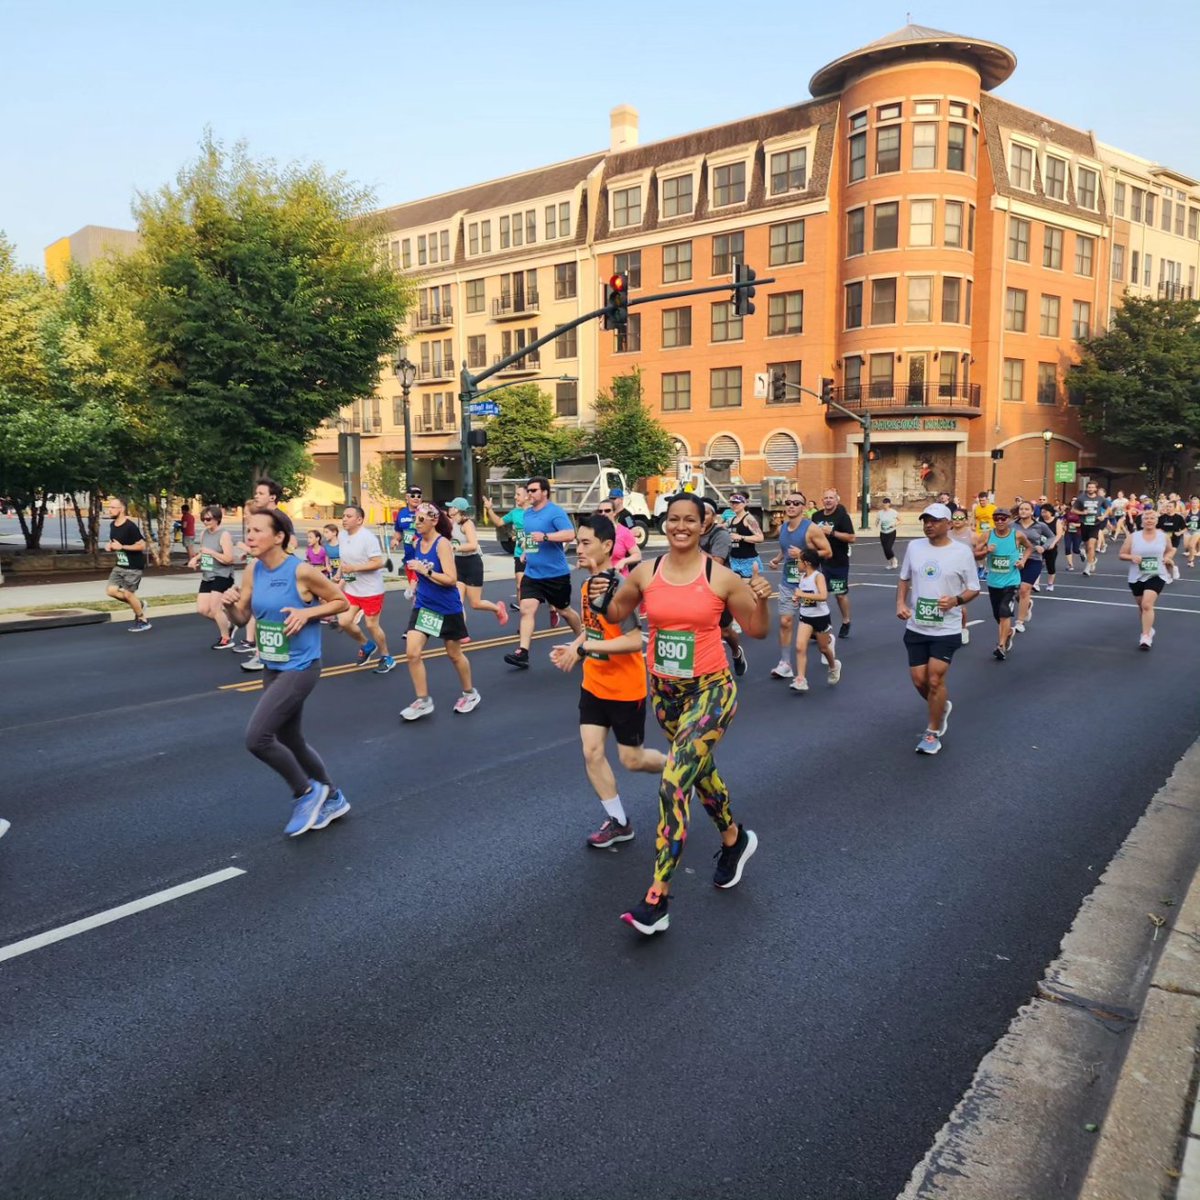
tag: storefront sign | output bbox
[872,418,960,432]
[1053,460,1077,483]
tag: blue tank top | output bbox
[986,528,1020,589]
[252,555,322,671]
[777,518,811,586]
[412,536,464,615]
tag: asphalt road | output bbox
[3,541,1199,1200]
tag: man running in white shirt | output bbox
[337,504,395,674]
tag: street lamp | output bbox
[392,352,417,489]
[1041,428,1053,497]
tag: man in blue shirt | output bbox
[390,485,423,598]
[504,476,583,669]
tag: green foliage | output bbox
[481,383,584,476]
[587,369,674,484]
[363,457,406,504]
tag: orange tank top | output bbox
[581,580,648,702]
[643,555,728,680]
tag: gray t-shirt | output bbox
[198,527,231,581]
[700,525,732,564]
[1018,520,1053,556]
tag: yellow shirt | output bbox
[973,503,996,535]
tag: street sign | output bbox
[753,372,769,401]
[1054,461,1077,483]
[469,401,500,417]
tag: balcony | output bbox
[411,306,454,331]
[412,413,458,436]
[1158,282,1194,301]
[417,360,455,383]
[826,382,982,419]
[494,351,541,375]
[492,291,540,320]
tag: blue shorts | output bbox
[1019,559,1043,586]
[730,557,760,579]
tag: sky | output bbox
[3,0,1199,269]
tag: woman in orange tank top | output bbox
[597,493,774,936]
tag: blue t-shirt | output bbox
[777,518,811,586]
[521,502,573,579]
[251,555,322,672]
[394,507,419,562]
[985,528,1020,589]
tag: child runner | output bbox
[788,549,840,693]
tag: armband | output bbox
[587,569,619,617]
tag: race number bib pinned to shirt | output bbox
[1139,556,1159,575]
[520,532,538,556]
[200,552,214,572]
[915,597,944,625]
[783,561,801,584]
[989,554,1012,572]
[414,608,444,637]
[116,550,129,567]
[256,620,290,664]
[827,575,848,595]
[585,627,610,661]
[653,629,695,678]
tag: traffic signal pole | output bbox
[814,385,872,530]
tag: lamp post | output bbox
[1041,428,1053,497]
[392,352,417,489]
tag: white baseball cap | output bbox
[919,503,953,521]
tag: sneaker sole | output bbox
[401,708,433,721]
[313,802,351,830]
[916,743,942,755]
[453,700,482,714]
[504,658,530,669]
[589,831,635,849]
[715,829,758,890]
[621,911,669,935]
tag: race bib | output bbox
[799,593,821,608]
[585,627,609,661]
[404,530,417,546]
[783,561,801,584]
[827,576,848,595]
[200,552,214,573]
[256,620,290,664]
[116,550,129,566]
[414,608,444,637]
[989,554,1012,571]
[342,572,357,583]
[1139,556,1159,575]
[915,597,944,624]
[653,629,695,678]
[521,533,538,555]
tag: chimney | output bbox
[609,105,639,152]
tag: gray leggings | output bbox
[245,665,331,797]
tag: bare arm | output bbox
[281,564,349,635]
[718,562,772,638]
[605,562,651,624]
[455,519,481,555]
[222,559,256,626]
[807,526,833,559]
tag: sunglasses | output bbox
[952,516,967,522]
[784,500,803,506]
[597,508,614,514]
[994,515,1011,521]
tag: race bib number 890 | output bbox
[653,630,695,678]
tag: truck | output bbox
[652,458,795,535]
[484,455,655,546]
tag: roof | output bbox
[809,23,1016,95]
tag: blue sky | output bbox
[3,0,1197,268]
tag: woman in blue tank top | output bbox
[222,508,351,837]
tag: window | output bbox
[965,279,973,324]
[480,221,491,253]
[876,126,901,174]
[525,210,536,244]
[770,148,807,195]
[427,233,437,264]
[942,277,961,323]
[1114,182,1126,217]
[466,279,485,314]
[710,367,742,409]
[907,276,933,322]
[1008,216,1030,262]
[1144,253,1152,286]
[713,163,746,206]
[947,124,966,172]
[877,102,902,121]
[1131,250,1140,283]
[468,223,479,256]
[1071,301,1091,340]
[662,307,692,348]
[615,250,641,288]
[848,132,867,182]
[1040,294,1060,337]
[1145,193,1156,225]
[968,205,976,250]
[1131,188,1144,222]
[849,110,868,130]
[844,355,863,400]
[1189,208,1200,240]
[1002,358,1024,402]
[440,230,450,261]
[662,372,691,412]
[559,201,570,237]
[554,327,577,360]
[845,281,863,329]
[661,174,694,218]
[663,241,692,282]
[766,362,801,405]
[616,313,642,353]
[1045,156,1067,201]
[1004,287,1028,332]
[1162,198,1173,232]
[711,301,743,342]
[1037,362,1057,405]
[467,335,487,370]
[768,291,803,335]
[938,356,958,397]
[873,201,899,250]
[511,212,523,248]
[612,186,642,228]
[769,220,805,265]
[1112,244,1126,282]
[913,123,938,169]
[1010,143,1034,190]
[545,205,557,240]
[1077,167,1098,210]
[499,216,510,249]
[554,263,577,300]
[1176,203,1186,237]
[909,200,935,246]
[914,99,939,116]
[869,354,894,398]
[871,278,897,324]
[1075,234,1094,277]
[712,232,744,275]
[1043,227,1063,270]
[847,208,866,256]
[400,239,411,268]
[417,234,427,265]
[944,201,964,248]
[948,100,968,118]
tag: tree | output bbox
[127,132,413,505]
[1069,296,1200,490]
[587,369,675,484]
[481,383,584,476]
[363,457,406,506]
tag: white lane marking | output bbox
[853,582,1198,614]
[0,867,246,964]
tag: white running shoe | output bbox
[1173,565,1182,581]
[403,586,415,601]
[788,677,810,693]
[961,627,970,645]
[0,817,10,841]
[827,660,842,685]
[453,689,482,714]
[938,699,953,737]
[1139,633,1151,651]
[1014,621,1026,633]
[770,659,794,679]
[1045,583,1055,593]
[400,696,435,721]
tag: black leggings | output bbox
[880,530,897,561]
[245,665,332,796]
[1042,547,1058,575]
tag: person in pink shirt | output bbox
[595,500,641,576]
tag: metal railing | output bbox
[417,360,455,381]
[411,306,454,330]
[411,413,458,435]
[494,352,541,373]
[830,382,982,411]
[492,291,540,318]
[1158,282,1194,301]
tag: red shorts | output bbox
[346,591,384,618]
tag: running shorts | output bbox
[514,556,526,575]
[903,628,963,667]
[821,565,850,595]
[1129,577,1165,597]
[107,566,143,593]
[346,592,384,618]
[455,553,484,588]
[988,585,1018,621]
[1081,525,1100,541]
[199,575,235,595]
[1018,559,1043,586]
[800,613,832,633]
[405,607,469,642]
[578,687,646,747]
[520,573,572,611]
[729,557,761,579]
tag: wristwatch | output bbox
[576,644,588,659]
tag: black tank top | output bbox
[730,514,758,560]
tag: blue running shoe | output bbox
[313,788,350,830]
[285,781,330,837]
[372,655,397,675]
[356,639,378,664]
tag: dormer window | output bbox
[661,174,694,218]
[769,148,807,195]
[1045,156,1067,201]
[612,185,642,229]
[713,163,746,207]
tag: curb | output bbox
[0,608,111,634]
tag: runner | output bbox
[104,496,151,632]
[401,503,479,719]
[221,507,350,836]
[812,489,857,638]
[599,493,772,936]
[179,501,196,562]
[972,491,996,538]
[878,497,900,569]
[1075,481,1103,575]
[320,523,342,624]
[767,492,831,678]
[609,488,638,535]
[699,497,748,677]
[1062,504,1083,572]
[1185,496,1200,568]
[390,484,423,600]
[982,509,1031,660]
[483,485,529,611]
[1157,500,1186,582]
[548,512,666,846]
[594,499,641,576]
[188,504,236,648]
[447,498,508,628]
[503,476,582,669]
[787,549,840,693]
[335,504,396,675]
[727,495,764,578]
[304,528,329,574]
[238,479,292,672]
[1014,501,1054,633]
[1119,507,1175,650]
[1038,504,1062,592]
[1095,488,1111,553]
[896,503,979,755]
[948,509,978,642]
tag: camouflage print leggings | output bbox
[650,670,738,885]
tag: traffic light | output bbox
[604,273,629,332]
[771,370,787,402]
[733,262,756,316]
[820,377,834,405]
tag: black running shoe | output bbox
[713,825,758,889]
[993,646,1006,661]
[503,647,530,668]
[731,645,747,677]
[621,892,670,936]
[839,623,851,639]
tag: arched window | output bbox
[706,434,741,469]
[763,432,801,473]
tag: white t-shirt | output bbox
[900,538,978,637]
[338,527,385,597]
[877,508,899,533]
[1127,530,1168,583]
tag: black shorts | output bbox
[821,565,850,595]
[198,576,234,595]
[514,556,526,575]
[904,628,963,667]
[520,573,573,611]
[1130,577,1165,597]
[406,607,470,642]
[578,688,646,747]
[1082,525,1100,542]
[455,553,484,588]
[988,585,1018,621]
[800,613,832,633]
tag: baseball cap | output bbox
[447,497,470,511]
[608,488,624,499]
[991,507,1012,518]
[919,503,953,521]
